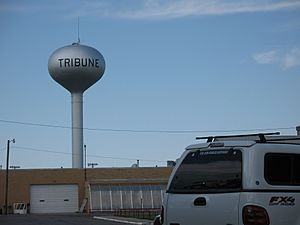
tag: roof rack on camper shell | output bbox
[196,132,300,144]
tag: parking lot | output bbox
[0,214,152,225]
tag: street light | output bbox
[5,138,15,215]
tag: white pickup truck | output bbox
[155,133,300,225]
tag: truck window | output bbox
[264,153,300,185]
[168,149,242,194]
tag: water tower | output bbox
[48,43,105,168]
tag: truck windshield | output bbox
[168,149,242,194]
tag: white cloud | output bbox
[252,50,278,64]
[1,0,300,20]
[114,0,300,20]
[253,48,300,69]
[0,2,51,13]
[283,48,300,69]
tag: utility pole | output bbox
[5,139,15,215]
[88,163,98,168]
[84,144,87,181]
[9,166,20,170]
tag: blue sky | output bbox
[0,0,300,169]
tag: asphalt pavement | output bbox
[0,213,153,225]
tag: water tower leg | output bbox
[71,92,84,168]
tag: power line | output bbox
[0,119,71,130]
[14,146,70,156]
[0,119,296,134]
[13,146,166,163]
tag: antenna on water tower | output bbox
[48,39,105,168]
[77,16,80,44]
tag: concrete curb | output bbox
[93,216,152,225]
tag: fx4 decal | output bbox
[269,196,295,206]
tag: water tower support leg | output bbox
[71,92,84,168]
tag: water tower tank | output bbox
[48,43,105,168]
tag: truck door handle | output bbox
[194,197,206,206]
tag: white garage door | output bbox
[30,184,78,213]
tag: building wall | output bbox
[0,167,172,211]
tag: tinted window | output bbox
[168,149,242,194]
[265,153,300,185]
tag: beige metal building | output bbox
[0,167,172,214]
